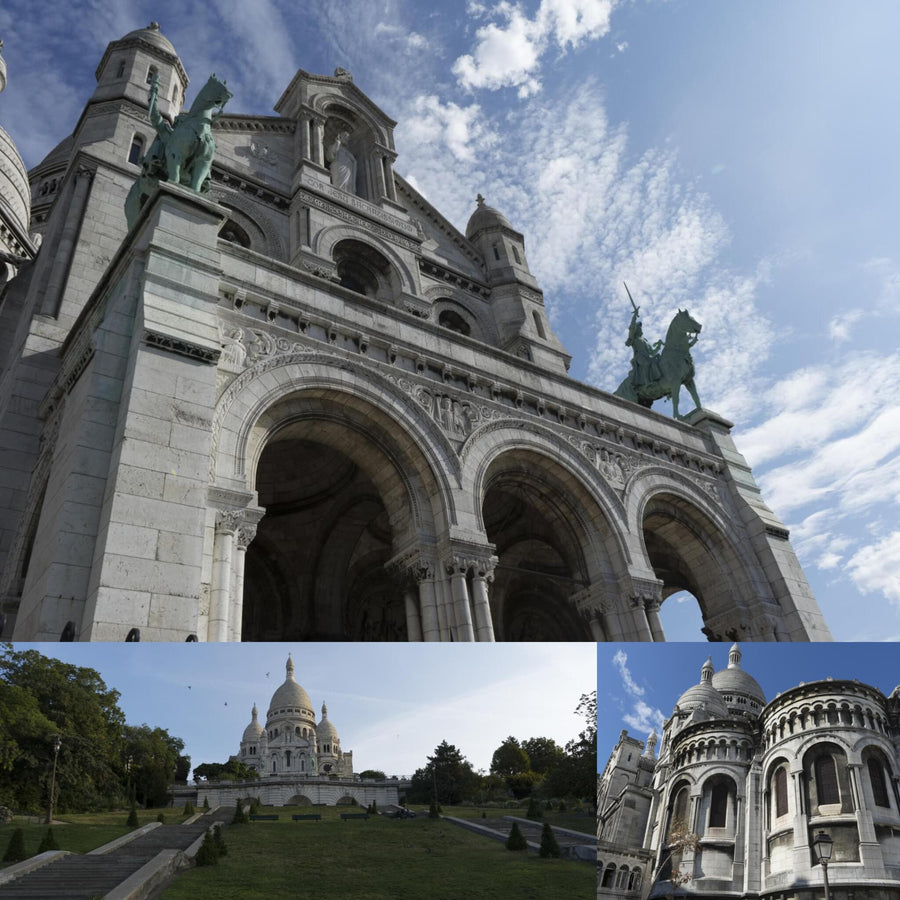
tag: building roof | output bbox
[268,655,314,715]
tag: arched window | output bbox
[709,781,729,828]
[601,865,616,888]
[438,309,471,336]
[219,220,251,248]
[128,135,145,165]
[774,766,788,818]
[815,754,839,805]
[116,60,126,78]
[532,310,546,339]
[868,756,890,808]
[146,65,158,85]
[285,750,291,767]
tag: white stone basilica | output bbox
[597,646,900,899]
[0,22,831,642]
[236,654,353,778]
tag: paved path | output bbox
[0,809,231,899]
[443,814,596,861]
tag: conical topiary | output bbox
[194,829,219,867]
[126,802,139,827]
[526,796,543,820]
[539,821,561,858]
[203,796,210,810]
[2,827,27,862]
[506,821,527,851]
[37,827,59,853]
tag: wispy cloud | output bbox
[612,650,665,736]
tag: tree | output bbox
[538,692,597,803]
[358,769,387,780]
[193,760,258,782]
[0,647,125,812]
[123,724,186,808]
[521,737,566,775]
[539,821,561,858]
[408,741,479,805]
[505,821,527,851]
[490,736,530,777]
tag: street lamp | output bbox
[813,830,833,900]
[46,734,61,825]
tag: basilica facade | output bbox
[597,646,900,899]
[236,654,353,779]
[0,24,830,642]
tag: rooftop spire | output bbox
[728,643,742,669]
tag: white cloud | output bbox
[612,650,665,736]
[829,309,865,343]
[397,95,489,164]
[454,0,615,93]
[846,532,900,606]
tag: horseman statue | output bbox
[125,72,232,229]
[614,284,703,420]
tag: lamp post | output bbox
[813,829,833,900]
[46,734,61,825]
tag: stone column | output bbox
[645,598,665,642]
[470,560,496,642]
[312,118,325,167]
[209,510,240,642]
[415,562,440,642]
[631,596,653,640]
[298,112,311,161]
[230,523,257,642]
[572,585,610,640]
[447,558,475,642]
[371,149,387,199]
[382,154,397,201]
[403,583,423,641]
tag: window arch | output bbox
[146,65,158,85]
[815,755,839,805]
[438,309,471,336]
[773,766,788,818]
[128,135,145,166]
[864,752,893,809]
[709,781,729,828]
[332,239,399,304]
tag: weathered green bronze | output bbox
[614,296,702,420]
[125,73,232,228]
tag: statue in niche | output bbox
[325,129,357,194]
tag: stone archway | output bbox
[642,491,758,641]
[479,446,618,641]
[233,378,452,641]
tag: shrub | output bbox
[526,796,543,820]
[428,801,440,819]
[3,828,27,862]
[232,798,248,825]
[37,828,59,853]
[249,797,261,815]
[539,822,561,858]
[183,801,195,817]
[0,807,13,824]
[126,803,139,828]
[212,824,227,857]
[157,813,166,824]
[194,830,219,867]
[203,796,210,810]
[505,821,527,851]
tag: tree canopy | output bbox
[0,645,187,813]
[408,740,479,805]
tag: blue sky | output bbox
[14,642,595,778]
[1,1,898,638]
[597,642,900,771]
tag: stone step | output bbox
[0,813,232,899]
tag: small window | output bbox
[492,243,500,261]
[116,60,126,79]
[532,311,546,339]
[869,757,890,808]
[774,767,788,817]
[128,135,145,165]
[146,65,158,85]
[512,245,521,264]
[815,754,839,805]
[709,781,728,827]
[438,309,471,336]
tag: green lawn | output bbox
[162,805,594,899]
[0,807,192,868]
[446,805,596,836]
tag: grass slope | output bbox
[162,806,593,899]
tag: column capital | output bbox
[215,509,243,534]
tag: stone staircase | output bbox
[0,810,231,899]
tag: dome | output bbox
[465,194,512,239]
[119,22,178,57]
[317,702,338,743]
[268,655,314,716]
[675,657,729,719]
[711,644,765,708]
[242,703,264,743]
[0,125,30,237]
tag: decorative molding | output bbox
[143,330,221,364]
[298,180,419,239]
